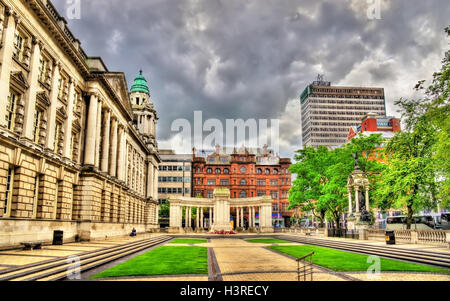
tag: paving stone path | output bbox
[209,238,345,281]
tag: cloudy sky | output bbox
[53,0,449,158]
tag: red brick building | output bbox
[347,113,401,163]
[348,113,400,140]
[192,145,292,227]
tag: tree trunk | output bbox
[406,203,413,230]
[335,215,341,231]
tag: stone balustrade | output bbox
[416,230,448,245]
[364,229,449,247]
[366,229,385,241]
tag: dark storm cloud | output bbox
[52,0,449,157]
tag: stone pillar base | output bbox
[168,227,182,233]
[247,227,257,233]
[235,227,244,233]
[260,227,274,233]
[210,224,233,232]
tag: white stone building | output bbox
[0,0,160,247]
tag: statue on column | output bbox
[359,188,372,222]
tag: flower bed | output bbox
[210,230,236,235]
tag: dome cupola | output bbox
[130,70,149,94]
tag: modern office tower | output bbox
[158,150,192,204]
[299,76,386,148]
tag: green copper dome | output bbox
[130,70,149,94]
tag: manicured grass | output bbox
[168,238,207,244]
[91,246,208,278]
[246,238,292,244]
[269,245,450,273]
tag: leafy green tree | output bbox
[288,146,330,227]
[375,27,449,227]
[158,201,170,218]
[289,134,384,229]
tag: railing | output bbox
[297,252,314,281]
[393,230,412,242]
[277,227,326,236]
[366,229,386,241]
[417,230,447,245]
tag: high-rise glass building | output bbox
[299,78,386,148]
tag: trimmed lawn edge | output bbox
[268,245,450,274]
[90,246,208,279]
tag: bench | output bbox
[20,241,43,250]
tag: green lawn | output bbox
[246,238,292,244]
[91,246,208,279]
[269,245,450,273]
[168,238,207,244]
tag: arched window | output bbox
[223,168,229,174]
[240,190,247,198]
[265,168,270,174]
[240,166,247,173]
[207,168,212,174]
[240,179,247,185]
[273,168,278,174]
[215,168,221,174]
[257,168,262,174]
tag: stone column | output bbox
[45,62,61,150]
[63,77,75,159]
[196,207,199,229]
[253,207,256,227]
[240,207,244,229]
[23,38,43,140]
[200,207,204,229]
[117,125,126,181]
[188,206,192,228]
[184,206,188,229]
[348,189,352,215]
[100,109,111,172]
[209,207,212,228]
[355,187,359,213]
[147,163,153,198]
[109,117,118,177]
[94,99,102,168]
[260,206,264,229]
[0,9,18,128]
[236,207,240,228]
[83,93,98,166]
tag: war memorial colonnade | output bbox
[168,188,274,233]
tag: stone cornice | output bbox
[25,0,90,77]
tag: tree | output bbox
[288,134,384,229]
[374,26,450,228]
[158,201,170,218]
[288,146,331,227]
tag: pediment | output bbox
[36,91,51,107]
[56,106,67,119]
[10,71,29,91]
[103,73,133,115]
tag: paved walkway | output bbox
[0,233,161,270]
[1,234,449,281]
[209,238,345,281]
